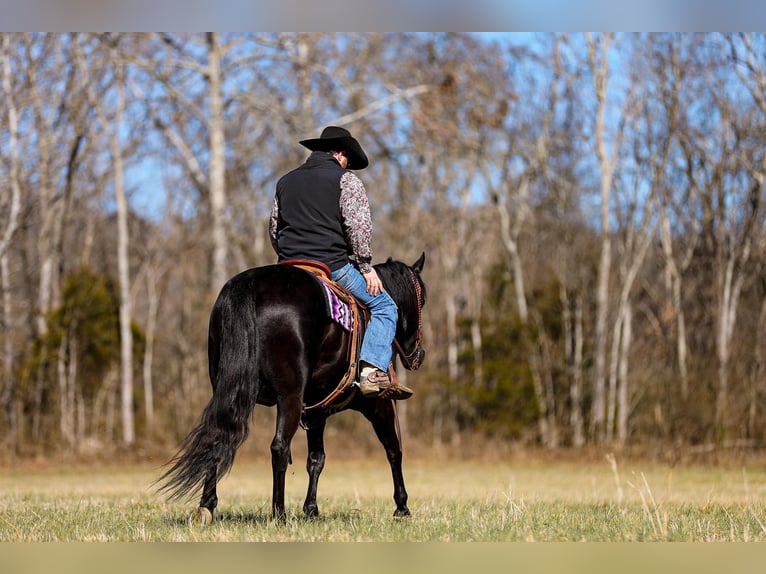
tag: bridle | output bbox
[393,268,424,370]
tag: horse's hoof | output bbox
[303,505,320,519]
[393,507,411,518]
[188,507,213,527]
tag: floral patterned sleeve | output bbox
[269,196,279,254]
[339,171,373,274]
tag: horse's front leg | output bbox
[271,395,303,521]
[364,398,410,517]
[303,417,327,518]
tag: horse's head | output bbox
[376,252,427,371]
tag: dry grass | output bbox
[2,448,766,542]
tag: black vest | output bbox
[274,151,350,271]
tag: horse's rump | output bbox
[218,265,351,408]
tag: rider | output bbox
[269,126,413,400]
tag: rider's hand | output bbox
[363,269,384,296]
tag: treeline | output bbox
[1,32,765,456]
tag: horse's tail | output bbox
[156,279,259,501]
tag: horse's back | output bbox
[217,263,325,313]
[212,263,330,349]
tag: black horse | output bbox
[157,253,426,522]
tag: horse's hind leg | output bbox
[200,470,218,514]
[271,395,303,521]
[303,417,327,518]
[364,399,410,517]
[188,470,217,526]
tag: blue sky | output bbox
[5,1,766,31]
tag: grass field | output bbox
[2,451,766,542]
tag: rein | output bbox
[393,268,424,370]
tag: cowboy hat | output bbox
[299,126,369,170]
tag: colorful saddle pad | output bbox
[319,280,354,331]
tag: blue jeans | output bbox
[332,263,398,372]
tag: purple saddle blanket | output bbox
[318,281,354,331]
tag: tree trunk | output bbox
[748,289,766,437]
[23,33,57,341]
[0,34,23,449]
[470,315,483,388]
[562,285,585,447]
[67,334,78,450]
[496,198,529,323]
[587,33,617,442]
[444,288,460,444]
[715,254,749,432]
[113,65,135,448]
[591,150,612,441]
[105,370,117,443]
[533,311,559,448]
[1,256,15,449]
[617,303,632,445]
[58,334,75,448]
[143,264,159,431]
[609,212,654,443]
[659,205,692,398]
[207,32,228,292]
[606,310,622,444]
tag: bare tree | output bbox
[643,34,700,402]
[725,33,766,434]
[132,33,232,293]
[585,33,632,443]
[21,35,88,446]
[111,46,135,447]
[0,35,23,266]
[561,284,586,446]
[71,35,135,447]
[206,33,228,292]
[684,42,763,434]
[607,137,657,445]
[476,36,564,446]
[595,37,663,444]
[0,34,23,446]
[117,50,136,446]
[541,34,592,447]
[5,32,766,455]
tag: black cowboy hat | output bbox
[299,126,369,170]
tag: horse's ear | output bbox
[412,252,426,273]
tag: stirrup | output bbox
[360,369,414,400]
[359,380,381,397]
[366,369,391,384]
[379,383,414,401]
[359,369,388,397]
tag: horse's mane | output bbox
[375,258,426,312]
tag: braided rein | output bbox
[393,268,424,370]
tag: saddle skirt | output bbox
[318,281,354,332]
